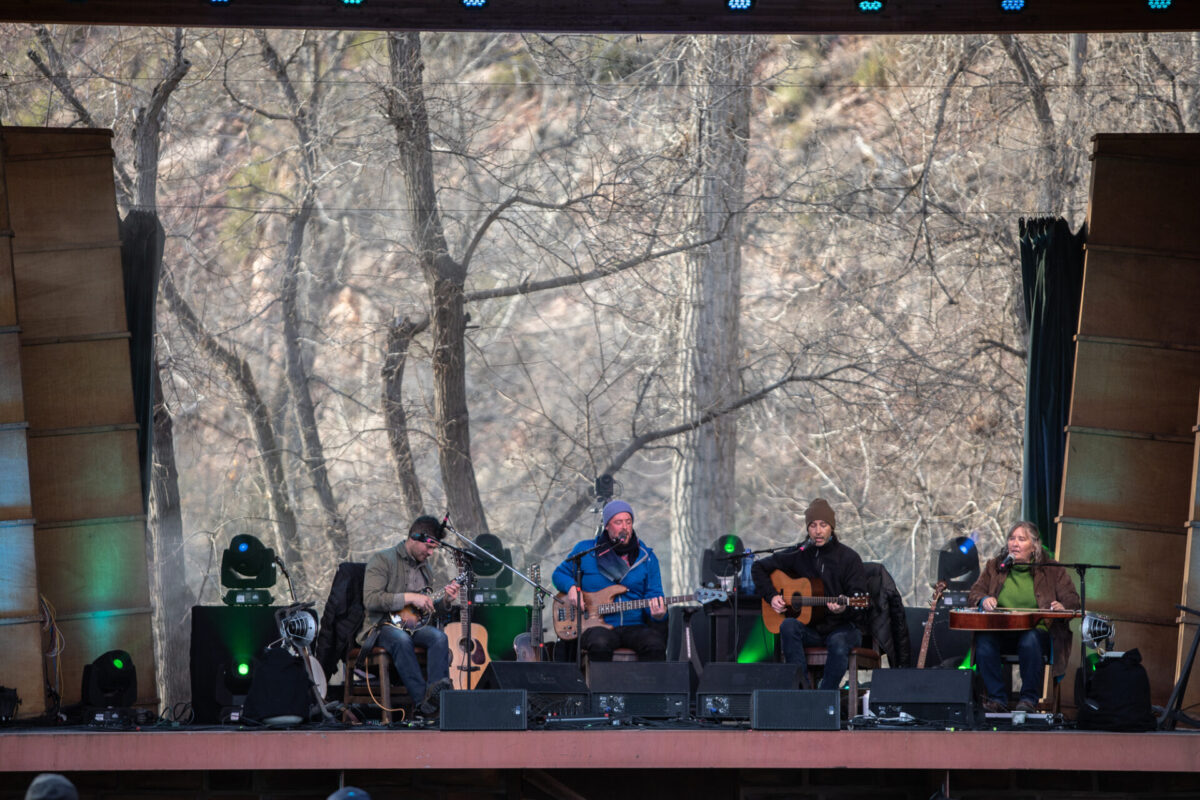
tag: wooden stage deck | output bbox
[2,725,1198,774]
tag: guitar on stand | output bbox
[916,580,947,669]
[444,558,490,690]
[760,572,871,634]
[513,564,546,662]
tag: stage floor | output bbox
[2,723,1198,775]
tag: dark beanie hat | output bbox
[805,498,836,531]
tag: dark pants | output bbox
[974,628,1050,705]
[374,624,451,701]
[779,618,862,690]
[581,623,667,661]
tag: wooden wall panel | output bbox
[0,238,15,328]
[1070,339,1200,436]
[0,333,24,423]
[1056,520,1185,623]
[10,248,126,341]
[1086,135,1200,252]
[26,429,142,524]
[1077,250,1200,345]
[20,337,135,430]
[2,131,119,253]
[0,623,47,718]
[1059,431,1194,529]
[0,520,38,621]
[34,518,150,616]
[0,426,32,520]
[54,613,156,708]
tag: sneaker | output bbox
[981,698,1009,713]
[1014,699,1037,713]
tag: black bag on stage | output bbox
[242,647,313,723]
[1074,648,1156,731]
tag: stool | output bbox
[805,646,881,719]
[343,644,425,724]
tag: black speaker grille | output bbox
[752,689,841,730]
[439,689,528,730]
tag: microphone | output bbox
[998,553,1016,572]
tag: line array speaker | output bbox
[751,689,841,730]
[439,689,528,730]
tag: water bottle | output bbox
[739,547,754,592]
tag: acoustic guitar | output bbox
[915,580,947,669]
[513,564,546,662]
[760,571,870,634]
[444,593,490,690]
[948,608,1082,631]
[552,585,727,640]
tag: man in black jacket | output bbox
[751,498,868,690]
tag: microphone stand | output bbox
[563,531,611,672]
[1052,561,1120,700]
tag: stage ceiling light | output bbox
[727,0,754,11]
[1000,0,1026,11]
[462,0,488,7]
[82,649,137,709]
[1148,0,1171,8]
[857,0,885,12]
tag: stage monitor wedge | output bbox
[588,661,690,719]
[477,661,589,719]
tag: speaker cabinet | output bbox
[752,689,841,730]
[478,661,590,719]
[189,606,279,724]
[696,662,803,720]
[439,689,527,731]
[869,668,978,726]
[588,661,691,719]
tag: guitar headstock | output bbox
[930,580,948,604]
[849,595,871,608]
[696,587,729,604]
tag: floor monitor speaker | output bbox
[751,689,841,730]
[439,689,527,730]
[477,662,589,719]
[696,662,803,720]
[869,667,977,726]
[587,661,691,719]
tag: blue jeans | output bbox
[974,628,1050,705]
[779,619,861,691]
[374,624,450,701]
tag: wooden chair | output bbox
[342,642,426,724]
[805,646,883,719]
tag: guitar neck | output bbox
[792,595,853,607]
[595,594,693,615]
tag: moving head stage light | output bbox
[222,534,277,606]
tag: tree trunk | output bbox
[386,31,489,535]
[383,315,429,519]
[669,37,757,592]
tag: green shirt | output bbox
[996,566,1047,629]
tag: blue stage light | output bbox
[1000,0,1025,11]
[342,0,365,5]
[462,0,488,7]
[1148,0,1171,9]
[857,0,885,12]
[727,0,754,10]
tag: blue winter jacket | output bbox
[552,530,665,627]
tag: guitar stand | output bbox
[1158,604,1200,731]
[678,606,705,679]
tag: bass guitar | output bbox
[552,585,727,640]
[513,564,546,662]
[915,580,947,669]
[760,571,871,634]
[389,572,468,631]
[948,608,1082,631]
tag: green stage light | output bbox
[237,662,250,677]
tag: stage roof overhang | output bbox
[0,0,1197,36]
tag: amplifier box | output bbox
[696,663,803,721]
[588,661,690,719]
[751,689,841,730]
[869,668,977,726]
[439,689,527,731]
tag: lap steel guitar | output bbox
[948,608,1082,631]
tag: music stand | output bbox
[1158,604,1200,730]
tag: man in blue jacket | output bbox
[552,499,668,661]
